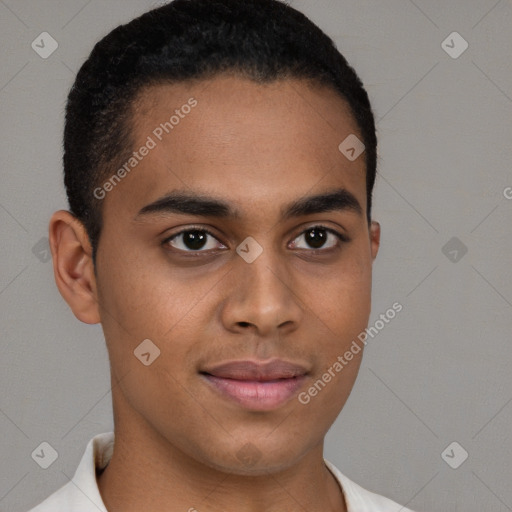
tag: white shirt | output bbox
[27,432,415,512]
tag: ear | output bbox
[49,210,101,324]
[369,220,380,262]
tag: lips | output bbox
[200,359,309,411]
[201,359,309,381]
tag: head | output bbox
[50,0,380,475]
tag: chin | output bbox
[195,435,315,477]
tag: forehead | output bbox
[104,75,367,222]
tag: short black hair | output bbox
[64,0,377,263]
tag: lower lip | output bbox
[202,374,307,411]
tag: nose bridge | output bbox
[247,254,289,311]
[221,241,303,335]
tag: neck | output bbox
[97,425,346,512]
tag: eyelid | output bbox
[161,223,350,254]
[162,225,227,251]
[291,223,350,242]
[288,224,349,252]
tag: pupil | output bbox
[306,228,326,249]
[185,230,207,250]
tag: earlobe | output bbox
[370,220,380,261]
[49,210,101,324]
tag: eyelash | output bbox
[161,224,350,256]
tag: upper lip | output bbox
[201,359,309,381]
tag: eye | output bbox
[162,224,349,255]
[289,225,349,251]
[163,227,227,253]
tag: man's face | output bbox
[94,75,380,474]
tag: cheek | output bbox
[96,251,195,339]
[95,249,218,389]
[308,255,372,338]
[303,252,371,409]
[298,278,369,420]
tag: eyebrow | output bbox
[135,187,363,221]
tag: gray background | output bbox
[1,1,511,511]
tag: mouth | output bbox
[199,359,309,411]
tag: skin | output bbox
[49,75,380,512]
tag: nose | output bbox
[219,249,303,338]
